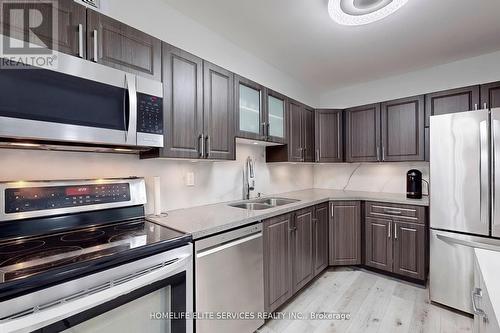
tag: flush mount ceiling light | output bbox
[328,0,409,26]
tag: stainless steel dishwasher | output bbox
[195,223,264,333]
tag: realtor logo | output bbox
[1,0,58,68]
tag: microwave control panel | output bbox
[4,183,131,214]
[137,93,163,135]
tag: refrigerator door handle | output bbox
[436,234,500,252]
[479,120,489,229]
[492,110,500,236]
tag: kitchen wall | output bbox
[99,0,317,106]
[319,49,500,108]
[0,144,314,212]
[313,162,430,195]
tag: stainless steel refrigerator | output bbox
[430,108,500,314]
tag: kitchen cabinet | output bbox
[481,81,500,109]
[203,61,235,160]
[1,0,86,57]
[329,201,361,266]
[292,207,314,293]
[263,213,293,313]
[425,85,480,126]
[265,89,288,144]
[364,202,428,281]
[266,100,315,162]
[235,76,266,141]
[345,104,381,162]
[381,95,425,161]
[144,46,235,160]
[87,10,161,81]
[313,203,329,276]
[315,109,343,163]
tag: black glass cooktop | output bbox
[0,219,186,283]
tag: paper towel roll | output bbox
[153,176,162,216]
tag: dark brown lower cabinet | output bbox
[365,217,393,272]
[329,201,361,265]
[313,203,329,276]
[292,207,314,294]
[393,221,426,280]
[263,213,293,313]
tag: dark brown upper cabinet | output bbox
[265,89,288,144]
[481,81,500,109]
[381,95,425,162]
[144,45,235,161]
[313,203,329,276]
[203,61,235,160]
[266,100,315,163]
[87,10,161,81]
[424,85,480,126]
[1,0,86,57]
[345,103,381,162]
[235,76,267,141]
[315,109,343,163]
[329,201,361,266]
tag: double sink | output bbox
[229,197,300,210]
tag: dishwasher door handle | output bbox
[196,232,262,258]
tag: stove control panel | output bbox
[5,183,131,214]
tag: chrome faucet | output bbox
[244,156,255,200]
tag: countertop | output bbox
[147,189,428,240]
[475,248,500,323]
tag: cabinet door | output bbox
[203,61,235,160]
[263,214,293,313]
[425,85,480,126]
[235,76,266,140]
[481,81,500,109]
[381,96,425,161]
[87,10,161,80]
[265,90,287,144]
[292,207,314,293]
[315,109,343,163]
[160,44,203,159]
[345,104,381,162]
[1,0,86,57]
[329,201,361,265]
[303,106,315,162]
[313,203,329,276]
[365,217,393,272]
[288,100,304,162]
[392,221,425,280]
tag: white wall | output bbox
[98,0,317,106]
[319,50,500,108]
[313,162,429,195]
[0,144,314,212]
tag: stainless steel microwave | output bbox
[0,39,164,150]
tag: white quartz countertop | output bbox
[475,248,500,323]
[147,189,428,239]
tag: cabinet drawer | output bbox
[365,201,425,224]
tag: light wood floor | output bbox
[257,268,473,333]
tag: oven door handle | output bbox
[0,254,190,333]
[125,73,138,145]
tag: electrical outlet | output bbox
[186,172,195,186]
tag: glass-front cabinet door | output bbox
[266,90,287,143]
[235,76,266,141]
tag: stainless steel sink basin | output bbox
[228,197,300,210]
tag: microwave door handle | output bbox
[124,74,137,145]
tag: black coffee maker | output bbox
[407,169,422,199]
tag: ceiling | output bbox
[162,0,500,93]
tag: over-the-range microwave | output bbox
[0,37,164,151]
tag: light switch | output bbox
[186,172,195,186]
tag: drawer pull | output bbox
[384,209,402,215]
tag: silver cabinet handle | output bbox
[382,146,385,161]
[484,103,488,110]
[394,223,398,239]
[388,223,391,239]
[205,135,210,158]
[124,74,137,144]
[384,209,402,215]
[93,29,98,62]
[472,288,487,320]
[474,104,479,110]
[376,146,380,161]
[266,123,270,138]
[316,149,320,163]
[198,134,204,157]
[261,122,267,139]
[78,24,84,58]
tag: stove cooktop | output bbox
[0,219,186,283]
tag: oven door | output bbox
[0,245,192,333]
[0,36,163,148]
